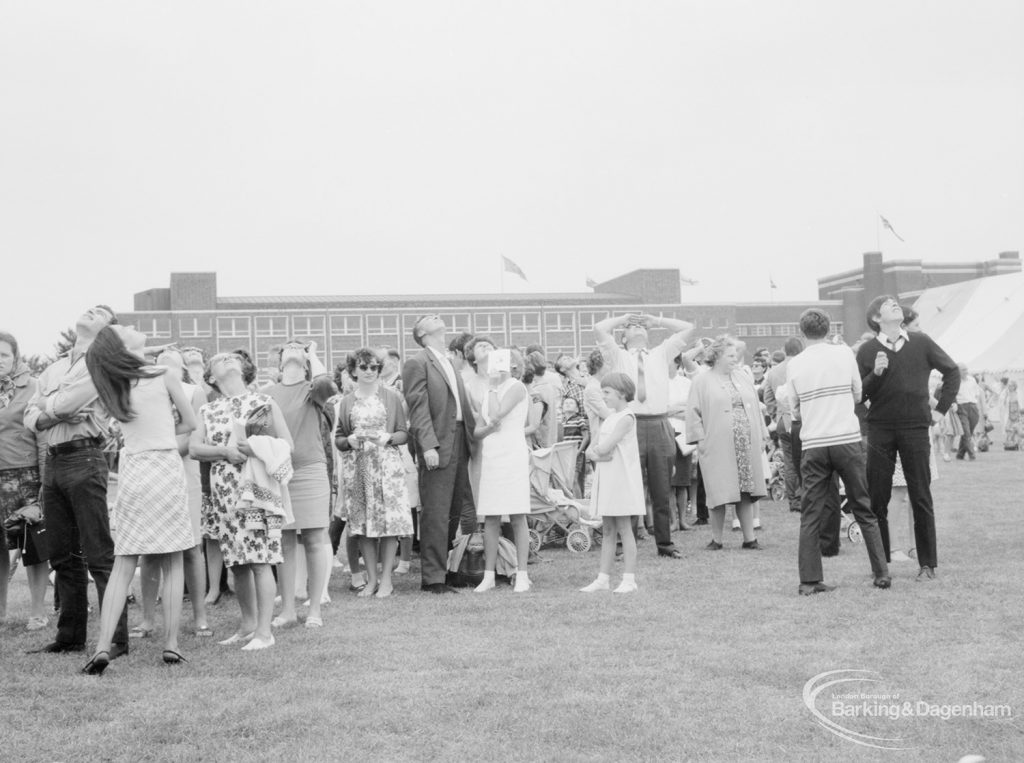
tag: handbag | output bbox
[3,514,49,566]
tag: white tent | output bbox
[913,271,1024,372]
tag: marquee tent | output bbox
[912,271,1024,372]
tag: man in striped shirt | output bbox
[787,309,890,595]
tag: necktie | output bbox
[636,349,647,403]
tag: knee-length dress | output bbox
[113,375,194,556]
[200,391,283,566]
[340,393,412,537]
[590,410,646,517]
[477,379,530,517]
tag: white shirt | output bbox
[598,337,685,416]
[956,375,981,406]
[786,343,862,450]
[878,329,909,353]
[427,346,462,421]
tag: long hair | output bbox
[86,326,164,422]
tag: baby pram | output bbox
[766,441,786,503]
[528,441,602,553]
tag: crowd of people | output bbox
[1,297,1019,671]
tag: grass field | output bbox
[2,451,1022,762]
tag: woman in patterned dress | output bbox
[75,325,197,674]
[686,336,768,551]
[190,353,292,651]
[335,348,412,599]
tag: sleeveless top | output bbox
[121,374,177,454]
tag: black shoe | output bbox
[421,583,459,594]
[162,649,187,665]
[657,548,682,559]
[916,566,935,581]
[109,643,130,660]
[873,576,892,589]
[705,540,723,551]
[798,582,837,596]
[28,641,86,655]
[741,539,763,550]
[82,651,110,676]
[693,517,708,526]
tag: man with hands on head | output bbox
[594,312,694,559]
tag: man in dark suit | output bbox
[402,315,476,594]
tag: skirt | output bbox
[283,462,330,530]
[114,450,194,556]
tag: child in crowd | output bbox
[580,373,644,594]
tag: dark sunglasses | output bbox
[358,363,382,372]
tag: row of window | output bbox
[134,310,693,341]
[734,323,845,338]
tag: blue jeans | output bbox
[43,447,128,646]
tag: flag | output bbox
[680,276,699,286]
[586,277,598,288]
[769,275,778,290]
[502,255,528,281]
[880,215,905,242]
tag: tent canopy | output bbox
[913,272,1024,373]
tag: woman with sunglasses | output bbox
[335,348,412,598]
[264,340,336,628]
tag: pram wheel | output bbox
[528,529,542,554]
[769,480,785,503]
[566,528,592,553]
[846,521,863,544]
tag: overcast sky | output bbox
[2,1,1021,356]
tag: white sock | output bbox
[614,573,637,593]
[474,571,496,592]
[513,570,530,592]
[621,573,635,585]
[580,573,610,593]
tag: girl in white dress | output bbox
[473,349,532,593]
[581,372,645,594]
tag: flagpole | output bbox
[875,214,880,251]
[499,255,504,294]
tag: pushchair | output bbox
[766,441,786,503]
[528,441,602,553]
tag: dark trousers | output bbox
[695,465,709,521]
[818,476,843,557]
[418,429,472,585]
[43,447,128,647]
[866,426,937,568]
[778,428,801,511]
[789,421,804,488]
[798,442,888,585]
[635,416,676,552]
[956,402,980,458]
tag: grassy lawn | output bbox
[2,451,1022,762]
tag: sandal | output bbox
[129,625,154,639]
[304,616,323,629]
[162,649,187,665]
[194,626,214,638]
[82,651,110,676]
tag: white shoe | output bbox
[513,575,531,593]
[613,580,638,594]
[753,521,762,530]
[474,577,496,593]
[732,519,741,531]
[217,631,254,646]
[580,579,610,593]
[394,561,411,575]
[241,635,275,651]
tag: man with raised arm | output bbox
[594,313,694,559]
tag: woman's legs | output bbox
[475,517,501,592]
[736,497,756,543]
[137,555,161,633]
[275,530,299,624]
[251,564,275,640]
[511,515,530,574]
[376,537,398,598]
[618,517,638,575]
[299,528,329,616]
[710,505,727,544]
[674,487,689,529]
[204,538,224,605]
[157,552,184,654]
[357,536,378,597]
[94,555,140,654]
[229,565,257,639]
[26,562,49,620]
[581,518,617,592]
[182,545,208,630]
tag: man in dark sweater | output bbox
[855,296,959,582]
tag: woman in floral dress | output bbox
[335,348,411,599]
[190,353,292,650]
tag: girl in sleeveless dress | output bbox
[77,325,197,674]
[581,372,644,594]
[473,349,532,593]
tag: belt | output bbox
[47,437,103,456]
[635,413,668,421]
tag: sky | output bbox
[2,1,1022,357]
